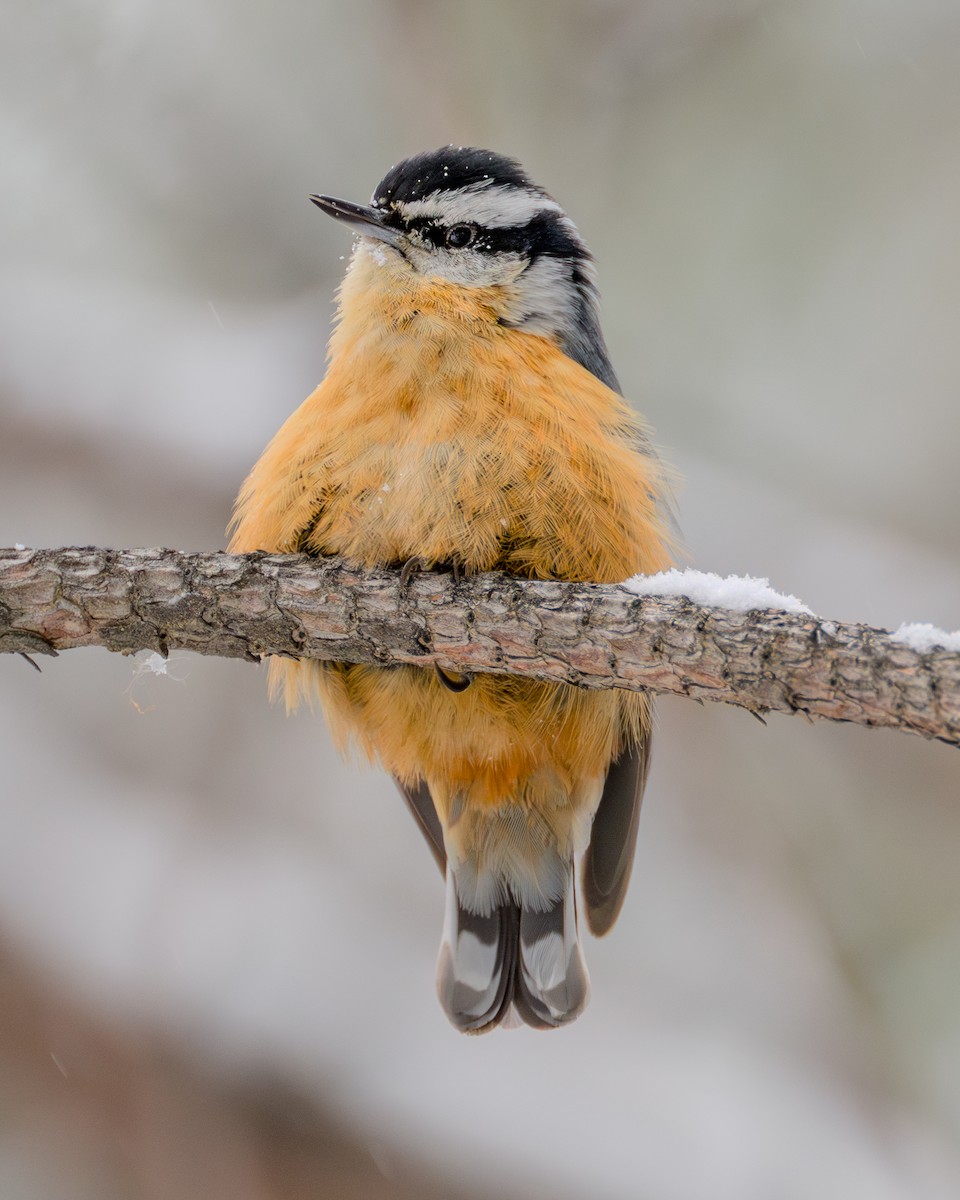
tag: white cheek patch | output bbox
[500,255,578,332]
[396,182,562,229]
[405,244,526,287]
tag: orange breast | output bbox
[230,255,671,586]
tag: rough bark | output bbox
[1,546,957,747]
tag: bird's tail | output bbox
[436,862,590,1033]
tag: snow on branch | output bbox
[1,546,958,747]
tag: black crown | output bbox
[374,146,543,207]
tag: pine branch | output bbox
[1,546,957,747]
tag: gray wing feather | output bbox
[394,777,446,874]
[581,726,652,936]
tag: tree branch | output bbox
[1,546,957,747]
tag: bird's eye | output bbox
[445,224,476,249]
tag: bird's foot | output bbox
[399,555,427,589]
[435,663,472,693]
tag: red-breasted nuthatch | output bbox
[230,147,674,1032]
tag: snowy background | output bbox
[2,2,959,1197]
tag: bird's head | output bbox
[310,146,617,388]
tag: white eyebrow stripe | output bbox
[395,183,563,228]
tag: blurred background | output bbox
[2,1,959,1196]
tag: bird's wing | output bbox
[394,777,447,874]
[581,725,652,936]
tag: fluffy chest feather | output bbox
[230,247,671,582]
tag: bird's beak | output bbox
[309,194,402,247]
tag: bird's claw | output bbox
[435,663,472,693]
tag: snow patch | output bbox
[365,241,390,267]
[890,622,960,653]
[622,569,813,616]
[140,652,169,676]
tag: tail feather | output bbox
[514,871,589,1028]
[436,864,589,1033]
[436,871,517,1033]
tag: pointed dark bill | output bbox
[309,194,401,246]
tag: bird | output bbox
[228,146,674,1032]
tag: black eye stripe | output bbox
[383,212,584,260]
